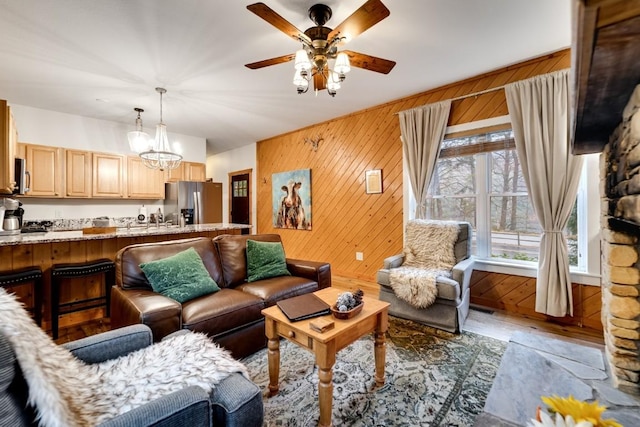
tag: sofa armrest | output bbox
[98,386,211,427]
[451,257,475,293]
[383,254,404,269]
[210,372,263,427]
[286,259,332,289]
[111,286,182,342]
[64,324,153,364]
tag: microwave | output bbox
[13,158,29,195]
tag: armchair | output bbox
[376,220,474,333]
[0,288,263,427]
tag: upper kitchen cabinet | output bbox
[186,162,206,182]
[572,0,640,154]
[0,100,18,194]
[21,143,63,197]
[93,152,125,198]
[165,162,185,182]
[65,149,92,197]
[127,156,165,199]
[165,161,206,182]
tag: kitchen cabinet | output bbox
[22,143,63,197]
[0,100,18,194]
[186,162,206,182]
[93,152,125,198]
[127,156,165,199]
[65,149,92,197]
[165,161,206,182]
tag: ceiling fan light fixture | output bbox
[294,49,312,73]
[293,71,310,94]
[139,88,182,171]
[334,52,351,75]
[326,71,341,95]
[127,108,150,153]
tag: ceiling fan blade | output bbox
[247,3,311,45]
[341,50,396,74]
[245,53,296,69]
[328,0,390,44]
[313,72,327,91]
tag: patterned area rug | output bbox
[243,317,507,426]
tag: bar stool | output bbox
[0,266,44,326]
[50,258,115,339]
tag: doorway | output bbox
[229,169,252,234]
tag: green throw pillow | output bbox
[139,247,220,303]
[246,239,291,282]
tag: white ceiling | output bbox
[0,0,571,155]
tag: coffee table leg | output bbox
[374,309,389,387]
[265,318,280,397]
[316,341,336,427]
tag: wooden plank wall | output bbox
[257,49,571,281]
[470,271,603,331]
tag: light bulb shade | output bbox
[334,52,351,74]
[294,49,312,72]
[127,129,150,153]
[327,71,341,91]
[293,71,309,87]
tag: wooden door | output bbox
[24,144,62,197]
[127,156,164,199]
[230,170,251,229]
[65,149,92,197]
[93,153,125,198]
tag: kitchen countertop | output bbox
[0,223,251,246]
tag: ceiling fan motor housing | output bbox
[308,4,332,26]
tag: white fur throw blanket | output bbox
[0,288,249,427]
[389,220,460,308]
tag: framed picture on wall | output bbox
[272,169,312,230]
[365,169,383,194]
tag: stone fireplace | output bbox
[601,85,640,392]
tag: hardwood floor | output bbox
[53,275,604,350]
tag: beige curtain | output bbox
[399,100,451,218]
[505,69,583,317]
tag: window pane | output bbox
[429,155,476,196]
[491,148,527,193]
[426,197,476,227]
[490,195,540,262]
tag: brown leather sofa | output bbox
[111,234,331,358]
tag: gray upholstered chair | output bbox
[376,220,474,333]
[0,324,263,427]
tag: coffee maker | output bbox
[2,198,24,231]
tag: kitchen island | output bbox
[0,223,252,334]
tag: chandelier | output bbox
[127,108,150,153]
[139,87,182,171]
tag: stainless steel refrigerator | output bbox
[164,181,223,225]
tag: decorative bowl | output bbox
[331,303,364,320]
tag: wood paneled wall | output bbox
[470,271,603,332]
[257,49,571,280]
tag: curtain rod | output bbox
[395,84,506,115]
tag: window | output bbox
[426,127,578,266]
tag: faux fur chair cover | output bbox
[0,288,248,427]
[389,220,460,308]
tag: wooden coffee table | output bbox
[261,287,389,427]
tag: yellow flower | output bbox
[541,395,622,427]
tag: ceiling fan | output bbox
[245,0,396,96]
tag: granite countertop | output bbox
[0,223,251,247]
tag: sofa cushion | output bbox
[117,237,225,290]
[214,234,283,287]
[182,288,265,337]
[377,269,460,302]
[246,239,291,282]
[140,248,221,303]
[236,275,318,307]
